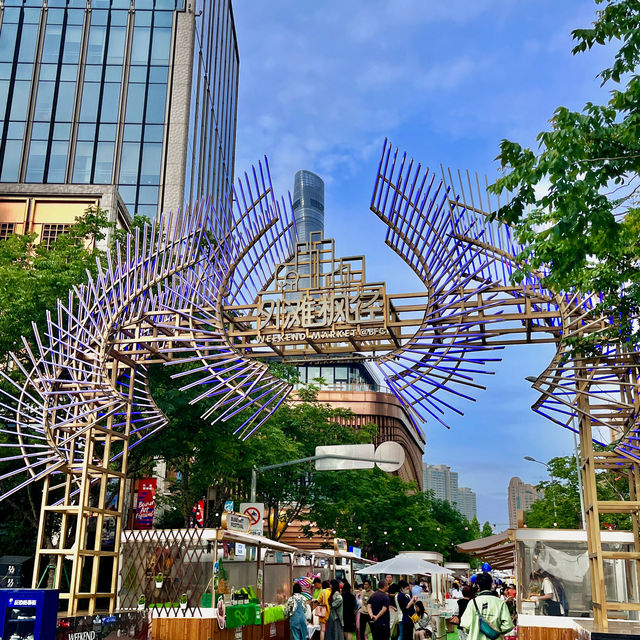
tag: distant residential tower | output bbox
[508,476,541,527]
[423,463,477,520]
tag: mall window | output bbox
[0,223,16,240]
[40,223,69,248]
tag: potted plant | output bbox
[179,593,188,610]
[137,595,146,611]
[155,572,163,589]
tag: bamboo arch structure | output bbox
[0,141,638,628]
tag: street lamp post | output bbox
[524,375,585,529]
[523,456,558,526]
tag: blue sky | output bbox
[231,1,614,528]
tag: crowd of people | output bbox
[285,572,518,640]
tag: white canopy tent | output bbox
[355,554,452,576]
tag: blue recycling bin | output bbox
[0,589,58,640]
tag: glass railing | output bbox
[293,382,391,394]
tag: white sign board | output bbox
[221,512,251,534]
[239,502,264,536]
[315,444,375,470]
[375,441,405,472]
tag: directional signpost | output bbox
[250,442,405,501]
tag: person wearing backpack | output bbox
[460,573,514,640]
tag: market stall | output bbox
[356,551,453,638]
[118,524,301,640]
[443,562,470,581]
[457,528,640,638]
[299,548,374,584]
[513,528,639,622]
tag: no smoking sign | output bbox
[239,502,264,535]
[244,506,261,525]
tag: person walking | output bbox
[396,580,418,640]
[286,583,311,640]
[318,580,332,640]
[460,573,514,640]
[359,579,374,640]
[326,579,345,640]
[343,581,357,640]
[388,583,400,640]
[368,579,391,640]
[450,585,473,640]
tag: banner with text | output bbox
[134,478,157,530]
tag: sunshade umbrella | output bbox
[355,554,452,576]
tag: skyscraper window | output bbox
[0,0,238,221]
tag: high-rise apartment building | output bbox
[456,487,477,522]
[508,476,540,527]
[0,0,238,223]
[423,463,458,503]
[423,463,477,520]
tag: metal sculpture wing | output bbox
[0,160,297,502]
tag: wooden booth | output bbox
[118,527,300,640]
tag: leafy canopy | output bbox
[490,0,640,348]
[524,449,631,530]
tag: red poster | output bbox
[134,478,157,530]
[191,499,204,528]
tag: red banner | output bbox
[191,499,204,528]
[134,478,157,530]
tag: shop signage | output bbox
[334,538,348,553]
[348,546,362,558]
[235,543,247,560]
[239,502,264,536]
[224,500,235,512]
[224,237,394,352]
[221,512,251,534]
[134,478,157,530]
[257,285,386,331]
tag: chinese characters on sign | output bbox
[253,237,389,345]
[258,286,386,331]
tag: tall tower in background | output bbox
[423,462,477,521]
[292,169,324,241]
[0,0,238,231]
[508,476,541,527]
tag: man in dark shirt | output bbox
[368,579,391,640]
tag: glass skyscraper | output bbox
[0,0,238,218]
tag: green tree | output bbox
[129,371,377,539]
[481,521,493,538]
[524,451,631,530]
[490,0,640,348]
[0,207,113,361]
[468,515,482,540]
[306,473,477,561]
